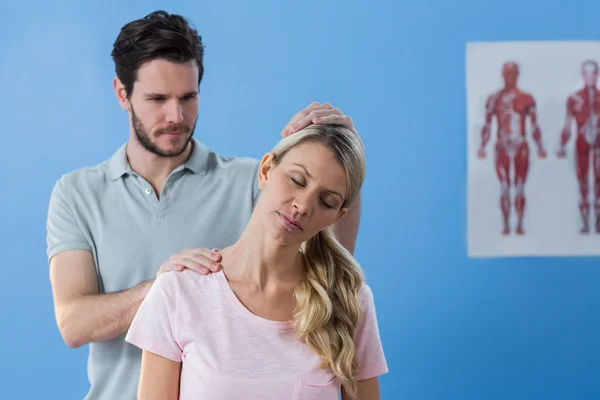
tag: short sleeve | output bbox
[46,177,92,262]
[125,272,183,362]
[354,284,388,381]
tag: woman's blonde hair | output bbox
[269,124,366,399]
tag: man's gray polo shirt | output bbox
[46,139,260,400]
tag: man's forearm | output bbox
[332,193,361,255]
[60,280,153,348]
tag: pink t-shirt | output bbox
[125,269,388,399]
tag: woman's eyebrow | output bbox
[292,163,344,200]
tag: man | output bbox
[557,60,600,233]
[47,10,362,400]
[477,62,547,235]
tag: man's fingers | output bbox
[180,247,222,263]
[281,102,334,137]
[170,252,221,272]
[291,108,345,132]
[291,103,334,123]
[166,255,206,273]
[313,113,350,125]
[158,246,225,277]
[165,261,210,275]
[313,114,358,134]
[157,262,184,277]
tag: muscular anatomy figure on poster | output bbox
[477,62,547,235]
[557,60,600,234]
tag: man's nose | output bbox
[165,100,184,124]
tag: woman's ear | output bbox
[258,153,275,190]
[333,207,348,224]
[321,207,348,231]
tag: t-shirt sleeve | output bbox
[125,272,183,362]
[46,176,92,263]
[354,284,388,381]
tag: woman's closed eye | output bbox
[320,199,334,209]
[290,177,334,209]
[290,177,304,187]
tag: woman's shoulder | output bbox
[153,269,221,299]
[358,281,375,305]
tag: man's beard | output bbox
[131,106,197,157]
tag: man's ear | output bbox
[258,153,275,190]
[113,76,130,111]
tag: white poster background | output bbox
[466,41,600,257]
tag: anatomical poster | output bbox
[466,41,600,257]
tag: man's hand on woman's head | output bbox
[281,102,359,138]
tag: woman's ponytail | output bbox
[293,228,364,399]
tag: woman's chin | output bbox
[266,228,303,247]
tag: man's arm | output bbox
[49,250,152,348]
[331,193,361,255]
[49,247,221,348]
[47,176,221,348]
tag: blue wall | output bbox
[1,0,599,398]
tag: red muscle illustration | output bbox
[557,60,600,233]
[478,62,547,235]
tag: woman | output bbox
[125,124,388,399]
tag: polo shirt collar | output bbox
[107,142,132,180]
[183,139,210,175]
[108,138,209,181]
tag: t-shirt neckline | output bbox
[215,269,295,330]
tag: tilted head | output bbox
[111,10,205,157]
[255,124,367,398]
[582,60,599,87]
[256,124,366,246]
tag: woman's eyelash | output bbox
[291,177,334,209]
[320,199,334,209]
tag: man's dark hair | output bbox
[111,10,205,98]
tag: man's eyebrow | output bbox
[292,163,345,200]
[144,92,166,98]
[144,91,198,98]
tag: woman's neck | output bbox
[220,215,305,289]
